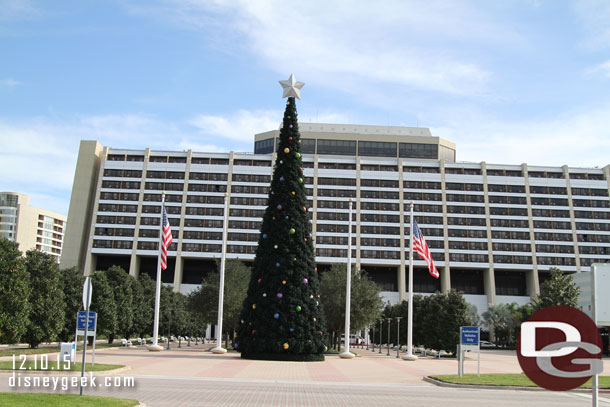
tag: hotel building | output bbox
[60,124,610,314]
[0,192,67,261]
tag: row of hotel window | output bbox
[98,190,610,213]
[91,226,608,256]
[107,158,602,182]
[89,239,605,267]
[94,212,610,233]
[254,139,446,159]
[102,171,608,194]
[98,200,610,215]
[103,165,606,181]
[92,224,610,244]
[100,180,609,201]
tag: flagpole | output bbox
[402,201,417,361]
[149,192,166,351]
[212,193,229,354]
[340,199,355,359]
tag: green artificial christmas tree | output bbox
[236,75,327,361]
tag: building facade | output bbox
[0,192,67,261]
[60,125,610,315]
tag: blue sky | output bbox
[1,0,610,215]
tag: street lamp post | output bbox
[340,199,355,359]
[395,317,402,358]
[371,324,376,352]
[386,318,392,356]
[166,308,172,350]
[378,318,383,354]
[212,193,230,354]
[366,326,369,350]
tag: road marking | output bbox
[565,391,610,404]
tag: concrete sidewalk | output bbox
[85,344,528,385]
[6,342,609,384]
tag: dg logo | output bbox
[517,305,604,391]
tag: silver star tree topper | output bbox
[279,74,305,99]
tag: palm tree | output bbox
[482,304,510,343]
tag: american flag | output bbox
[160,204,173,270]
[412,220,439,279]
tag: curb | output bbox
[423,376,607,394]
[423,376,544,392]
[0,365,130,376]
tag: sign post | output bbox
[591,264,610,407]
[459,326,480,377]
[79,277,92,396]
[573,264,610,407]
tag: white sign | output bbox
[574,264,610,326]
[592,264,610,326]
[60,342,75,363]
[82,277,92,310]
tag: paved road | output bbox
[2,374,609,406]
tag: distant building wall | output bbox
[0,192,67,261]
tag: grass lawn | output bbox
[431,373,610,389]
[0,393,139,407]
[0,343,124,358]
[0,361,124,372]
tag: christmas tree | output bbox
[235,75,327,361]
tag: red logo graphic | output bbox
[517,306,603,391]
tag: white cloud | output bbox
[0,115,178,215]
[126,0,533,97]
[188,109,280,142]
[586,60,610,78]
[0,78,21,87]
[0,109,286,214]
[433,103,610,167]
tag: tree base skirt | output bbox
[240,352,325,362]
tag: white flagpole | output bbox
[402,201,417,360]
[149,192,166,351]
[340,199,355,359]
[212,193,229,354]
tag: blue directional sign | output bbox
[460,326,480,345]
[77,311,97,331]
